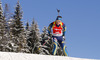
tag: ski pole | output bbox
[43,37,50,46]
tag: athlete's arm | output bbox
[48,22,53,35]
[63,23,66,36]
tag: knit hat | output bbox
[56,16,62,20]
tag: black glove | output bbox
[47,34,50,36]
[48,33,52,37]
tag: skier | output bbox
[48,15,68,56]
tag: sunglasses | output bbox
[56,20,61,23]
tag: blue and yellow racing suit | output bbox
[48,21,68,56]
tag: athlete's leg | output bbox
[57,36,68,56]
[61,41,68,56]
[52,37,58,55]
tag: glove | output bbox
[48,33,52,37]
[48,36,50,39]
[63,36,65,40]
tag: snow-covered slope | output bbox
[0,52,96,60]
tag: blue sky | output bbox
[2,0,100,59]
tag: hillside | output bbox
[0,52,96,60]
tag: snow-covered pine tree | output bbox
[25,21,31,51]
[5,1,30,53]
[0,0,9,51]
[41,26,64,56]
[27,19,42,54]
[25,21,30,48]
[12,1,23,36]
[40,26,53,55]
[4,4,10,21]
[26,21,29,30]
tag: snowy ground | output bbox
[0,52,96,60]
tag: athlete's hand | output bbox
[48,33,52,37]
[63,36,65,40]
[48,36,50,39]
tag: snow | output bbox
[0,52,96,60]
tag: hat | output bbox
[56,16,62,20]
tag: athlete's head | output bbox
[56,16,62,25]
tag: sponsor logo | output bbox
[54,28,62,31]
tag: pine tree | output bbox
[27,19,42,54]
[4,4,10,21]
[0,0,8,51]
[5,1,30,53]
[11,1,23,36]
[0,1,6,39]
[26,21,29,30]
[40,26,53,55]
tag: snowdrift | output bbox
[0,52,96,60]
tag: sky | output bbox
[1,0,100,59]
